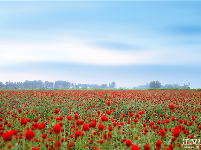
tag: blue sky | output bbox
[0,1,201,88]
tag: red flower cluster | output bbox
[0,89,200,150]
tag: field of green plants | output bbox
[0,90,200,150]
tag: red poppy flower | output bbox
[3,131,13,142]
[134,119,138,123]
[156,141,162,149]
[98,123,104,131]
[55,140,61,148]
[34,118,38,122]
[55,109,59,114]
[160,130,166,137]
[75,130,82,139]
[18,109,22,114]
[25,130,35,140]
[32,147,40,150]
[67,116,72,120]
[126,139,132,147]
[132,144,140,150]
[59,116,63,121]
[101,116,107,121]
[75,114,79,120]
[21,118,28,126]
[144,144,150,150]
[42,134,47,139]
[108,125,113,131]
[91,122,96,128]
[38,123,45,130]
[59,122,63,127]
[53,124,61,134]
[169,104,174,110]
[103,133,107,139]
[173,129,180,137]
[107,101,111,106]
[69,142,73,147]
[93,146,99,150]
[83,123,90,131]
[8,143,12,149]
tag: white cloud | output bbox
[0,35,200,67]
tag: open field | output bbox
[0,90,201,150]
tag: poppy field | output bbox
[0,90,201,150]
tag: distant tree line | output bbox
[0,80,191,89]
[0,80,116,89]
[132,81,191,89]
[149,81,190,89]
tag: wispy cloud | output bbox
[93,41,143,50]
[0,36,153,66]
[1,35,201,67]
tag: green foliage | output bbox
[148,88,156,90]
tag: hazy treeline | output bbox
[161,83,190,89]
[0,80,116,89]
[133,82,190,89]
[0,80,191,89]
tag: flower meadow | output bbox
[0,90,201,150]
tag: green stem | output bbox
[5,142,8,150]
[23,126,25,150]
[29,140,32,150]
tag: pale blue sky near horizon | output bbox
[0,1,201,88]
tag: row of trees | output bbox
[0,80,116,89]
[149,81,190,89]
[0,80,190,89]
